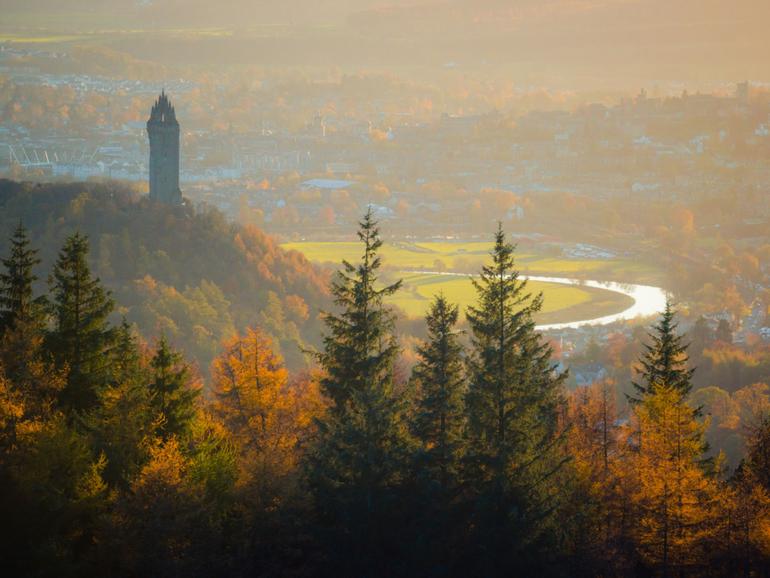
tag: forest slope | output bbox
[0,179,330,371]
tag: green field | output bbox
[282,241,640,323]
[282,240,519,270]
[389,272,632,324]
[0,33,91,44]
[282,241,658,281]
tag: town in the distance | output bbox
[10,70,766,372]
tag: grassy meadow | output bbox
[282,241,640,323]
[282,241,657,280]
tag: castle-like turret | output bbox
[147,91,182,205]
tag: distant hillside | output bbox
[0,179,331,372]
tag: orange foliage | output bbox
[284,294,310,323]
[625,387,720,573]
[211,327,324,480]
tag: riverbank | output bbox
[407,271,667,330]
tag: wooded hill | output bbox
[0,179,330,372]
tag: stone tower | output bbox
[147,91,182,205]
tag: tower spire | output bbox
[147,91,182,205]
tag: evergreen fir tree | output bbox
[631,299,695,401]
[149,335,198,441]
[0,222,44,336]
[84,320,156,488]
[316,208,402,411]
[412,294,466,491]
[0,222,62,416]
[409,294,467,572]
[308,209,411,574]
[112,318,143,386]
[47,232,116,411]
[463,223,567,573]
[88,380,155,489]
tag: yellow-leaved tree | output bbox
[210,327,324,569]
[564,380,628,570]
[211,326,323,484]
[629,385,721,575]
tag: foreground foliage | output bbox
[0,216,769,577]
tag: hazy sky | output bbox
[6,0,769,30]
[4,0,769,86]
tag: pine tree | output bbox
[463,223,567,573]
[87,320,154,487]
[412,294,466,491]
[308,209,411,574]
[0,223,62,417]
[0,222,44,336]
[631,299,695,401]
[112,318,143,386]
[316,208,402,411]
[149,335,199,441]
[88,378,155,489]
[47,232,116,411]
[409,294,467,572]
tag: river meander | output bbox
[412,271,668,330]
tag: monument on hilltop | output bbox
[147,91,182,205]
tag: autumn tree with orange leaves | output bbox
[211,326,323,485]
[627,386,721,576]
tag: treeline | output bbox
[0,179,330,371]
[1,212,770,577]
[569,315,770,471]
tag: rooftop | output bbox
[301,178,355,190]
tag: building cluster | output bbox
[3,64,769,233]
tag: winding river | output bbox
[413,271,668,331]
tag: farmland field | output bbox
[281,241,659,282]
[389,272,633,324]
[282,241,642,323]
